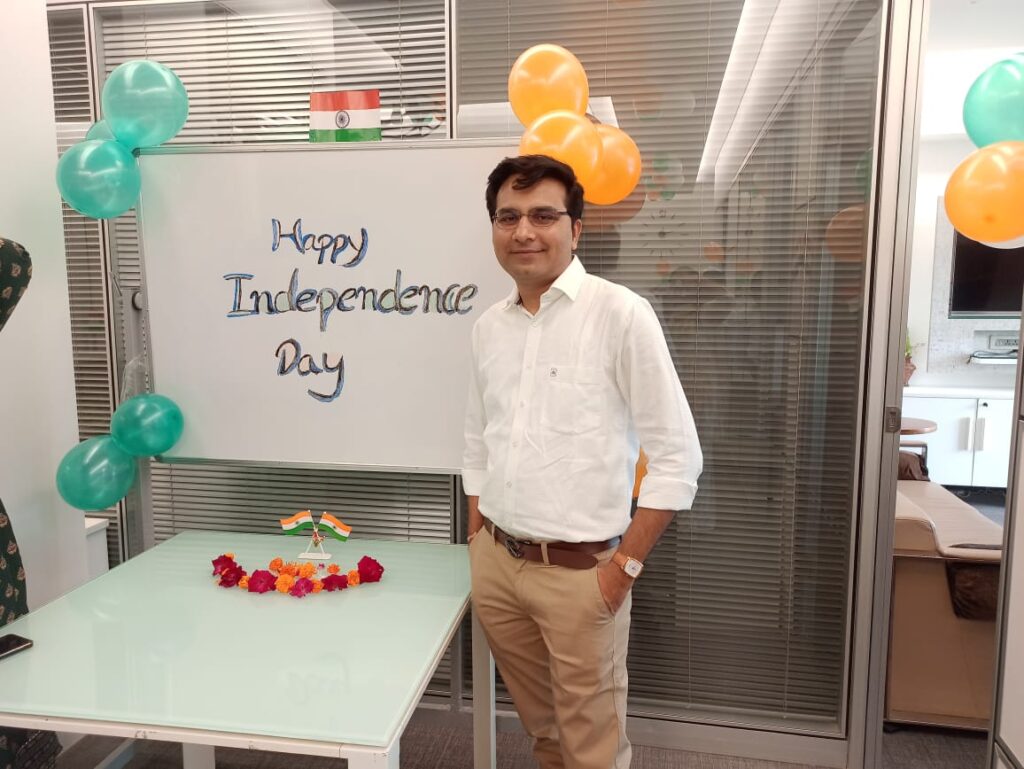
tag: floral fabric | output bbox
[0,238,31,335]
[0,239,58,769]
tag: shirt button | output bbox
[506,481,512,488]
[520,401,526,407]
[512,441,519,447]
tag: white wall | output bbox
[0,0,87,607]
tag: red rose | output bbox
[247,569,276,594]
[218,564,246,588]
[321,574,349,592]
[357,556,385,583]
[211,554,236,576]
[289,577,314,598]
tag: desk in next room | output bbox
[0,531,495,769]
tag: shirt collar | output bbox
[501,255,587,310]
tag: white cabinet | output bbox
[902,394,1013,488]
[901,396,977,485]
[974,398,1014,488]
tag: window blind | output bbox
[97,0,448,144]
[457,0,882,731]
[47,7,124,567]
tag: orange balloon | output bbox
[825,204,867,262]
[945,141,1024,243]
[703,241,725,262]
[583,125,643,205]
[508,44,589,128]
[519,110,603,188]
[584,185,646,230]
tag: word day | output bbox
[224,269,479,332]
[275,338,344,403]
[271,217,368,267]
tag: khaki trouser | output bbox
[469,529,632,769]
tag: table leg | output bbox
[346,745,399,768]
[182,743,215,769]
[472,611,496,769]
[93,738,135,769]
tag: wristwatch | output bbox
[612,551,644,579]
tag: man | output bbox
[462,154,702,769]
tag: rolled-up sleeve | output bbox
[461,322,488,495]
[617,297,703,511]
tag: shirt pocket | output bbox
[539,365,605,459]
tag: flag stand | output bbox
[299,526,332,560]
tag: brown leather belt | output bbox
[481,517,620,570]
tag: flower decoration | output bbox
[321,573,348,592]
[209,553,383,598]
[275,573,295,594]
[358,556,385,583]
[219,563,245,588]
[247,569,276,594]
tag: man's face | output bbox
[492,176,582,290]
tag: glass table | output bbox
[0,531,495,768]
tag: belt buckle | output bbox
[504,535,524,559]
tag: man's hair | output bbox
[485,155,585,223]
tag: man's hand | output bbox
[596,561,633,614]
[467,495,483,544]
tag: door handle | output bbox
[975,417,986,451]
[966,414,976,451]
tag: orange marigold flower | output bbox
[347,569,361,586]
[224,552,235,559]
[311,579,324,593]
[275,574,296,593]
[281,562,299,577]
[327,563,341,575]
[238,575,249,589]
[298,562,316,579]
[268,557,284,573]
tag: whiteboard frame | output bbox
[134,139,519,474]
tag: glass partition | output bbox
[458,0,883,731]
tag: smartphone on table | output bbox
[0,634,32,660]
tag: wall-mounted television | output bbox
[949,232,1024,318]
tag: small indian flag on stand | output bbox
[309,90,381,143]
[280,510,315,535]
[318,512,352,542]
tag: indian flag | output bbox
[309,90,381,143]
[318,512,352,542]
[280,510,314,535]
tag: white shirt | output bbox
[462,256,703,541]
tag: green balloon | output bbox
[963,54,1024,148]
[56,140,140,219]
[56,435,137,511]
[102,60,189,149]
[110,393,184,457]
[85,120,115,142]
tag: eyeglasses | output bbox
[491,208,570,229]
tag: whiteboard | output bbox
[137,142,517,472]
